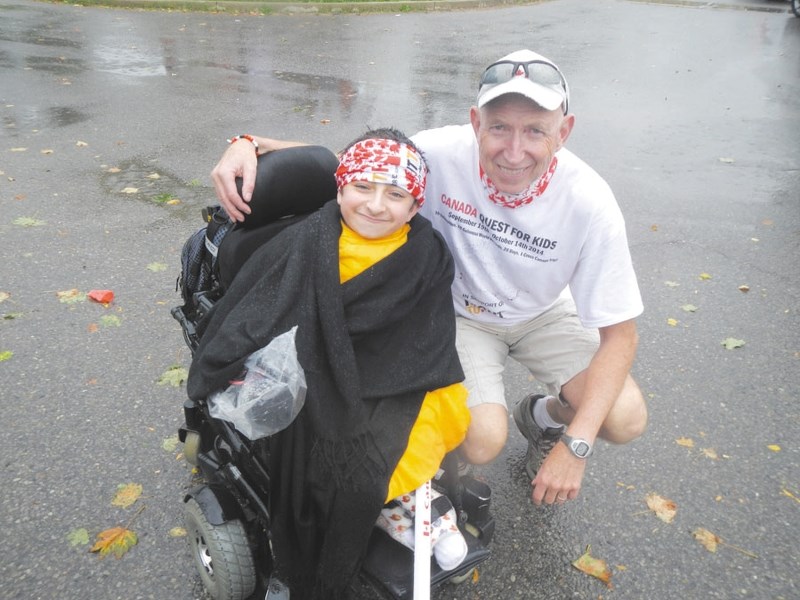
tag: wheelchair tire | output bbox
[185,497,257,600]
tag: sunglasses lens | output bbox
[526,62,563,87]
[483,63,517,85]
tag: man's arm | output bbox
[531,319,640,505]
[211,136,308,222]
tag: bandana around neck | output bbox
[480,156,558,209]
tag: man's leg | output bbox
[454,317,510,465]
[558,372,647,444]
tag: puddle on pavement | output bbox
[24,55,85,75]
[100,157,213,221]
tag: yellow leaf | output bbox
[646,493,677,523]
[57,289,86,304]
[107,166,121,173]
[0,291,9,302]
[76,140,89,147]
[702,448,719,460]
[169,527,187,538]
[112,483,142,508]
[571,545,612,588]
[40,149,54,155]
[692,527,720,553]
[10,147,28,152]
[699,273,712,280]
[667,318,678,327]
[676,437,694,448]
[120,187,139,194]
[738,285,750,293]
[91,526,137,558]
[767,444,780,453]
[146,173,161,179]
[781,489,800,504]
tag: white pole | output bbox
[413,480,432,600]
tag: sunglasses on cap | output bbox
[479,60,569,114]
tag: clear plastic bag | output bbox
[208,326,307,440]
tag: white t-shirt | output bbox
[413,124,643,329]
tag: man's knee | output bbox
[460,403,508,464]
[601,381,648,444]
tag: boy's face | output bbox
[337,181,420,239]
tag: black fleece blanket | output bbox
[187,200,463,598]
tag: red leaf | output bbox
[88,290,114,304]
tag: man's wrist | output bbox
[560,433,593,459]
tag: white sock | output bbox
[532,395,563,431]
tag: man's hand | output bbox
[210,140,259,222]
[530,442,586,505]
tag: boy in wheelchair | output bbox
[182,129,491,599]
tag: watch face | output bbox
[574,441,591,458]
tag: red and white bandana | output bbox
[336,139,427,206]
[480,156,558,209]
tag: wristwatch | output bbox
[561,433,593,459]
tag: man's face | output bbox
[470,94,574,194]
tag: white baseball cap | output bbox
[477,49,569,113]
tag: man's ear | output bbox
[469,106,481,136]
[558,113,576,149]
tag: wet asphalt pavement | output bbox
[1,0,798,598]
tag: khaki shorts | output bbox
[455,296,600,409]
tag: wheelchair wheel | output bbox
[793,0,800,18]
[185,497,257,600]
[183,431,201,466]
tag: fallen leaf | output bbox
[157,365,188,387]
[88,289,114,304]
[169,527,187,538]
[646,493,677,523]
[13,216,46,227]
[650,224,658,231]
[767,444,780,453]
[721,338,745,350]
[0,292,9,303]
[90,526,137,559]
[166,198,181,205]
[112,483,143,508]
[676,437,694,448]
[664,281,680,288]
[0,350,13,362]
[100,315,121,327]
[147,262,167,272]
[3,312,22,320]
[146,172,161,179]
[320,119,331,124]
[738,285,750,293]
[120,187,139,194]
[681,304,698,312]
[699,273,712,280]
[76,140,89,147]
[10,147,28,152]
[57,289,86,304]
[781,489,800,504]
[667,318,678,327]
[68,528,90,547]
[40,148,54,155]
[692,527,720,552]
[107,166,121,173]
[571,545,612,588]
[87,323,99,333]
[719,157,735,163]
[162,435,180,452]
[701,448,719,460]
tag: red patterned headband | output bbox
[335,138,427,206]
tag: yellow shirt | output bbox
[339,222,470,502]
